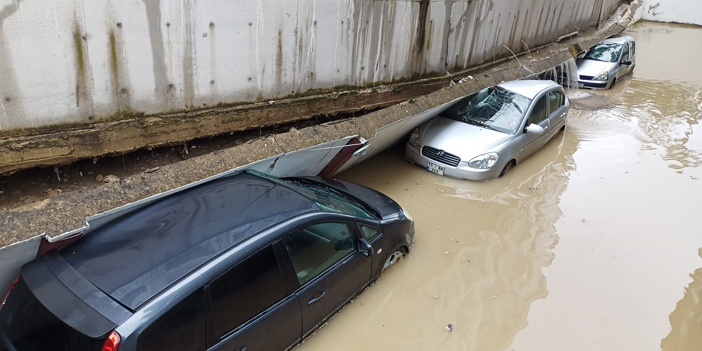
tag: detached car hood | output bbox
[294,177,402,219]
[576,58,614,77]
[420,117,513,160]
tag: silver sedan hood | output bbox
[420,117,512,160]
[576,58,614,77]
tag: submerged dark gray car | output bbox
[0,171,414,351]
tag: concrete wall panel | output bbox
[0,0,621,131]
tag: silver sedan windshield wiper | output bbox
[466,119,499,132]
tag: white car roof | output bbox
[601,36,633,45]
[498,80,560,99]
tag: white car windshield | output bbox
[583,43,622,62]
[443,87,531,134]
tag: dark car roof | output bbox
[61,172,319,310]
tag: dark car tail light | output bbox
[102,331,121,351]
[0,276,19,309]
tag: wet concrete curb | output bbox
[0,1,640,247]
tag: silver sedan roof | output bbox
[498,80,560,99]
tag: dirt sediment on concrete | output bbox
[0,2,640,247]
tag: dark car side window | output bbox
[283,222,356,285]
[137,290,206,351]
[547,91,564,116]
[207,246,286,341]
[527,96,548,126]
[360,225,380,241]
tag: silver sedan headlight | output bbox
[593,71,609,81]
[467,152,499,169]
[409,127,420,147]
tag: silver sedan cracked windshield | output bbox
[405,80,569,181]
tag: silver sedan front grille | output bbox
[422,146,460,167]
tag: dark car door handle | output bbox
[235,348,246,351]
[308,291,326,305]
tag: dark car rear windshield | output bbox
[0,278,104,351]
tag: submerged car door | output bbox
[617,43,631,79]
[276,220,372,337]
[629,41,636,68]
[205,245,302,351]
[547,90,567,133]
[521,94,550,159]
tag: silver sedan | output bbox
[576,36,636,89]
[404,80,569,181]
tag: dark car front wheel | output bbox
[382,250,404,272]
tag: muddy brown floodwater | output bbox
[297,22,702,351]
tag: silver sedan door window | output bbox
[526,96,549,128]
[521,95,551,158]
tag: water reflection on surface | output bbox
[662,249,702,351]
[302,129,577,351]
[297,21,702,351]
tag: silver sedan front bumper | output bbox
[404,143,503,181]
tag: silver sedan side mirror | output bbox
[526,124,545,135]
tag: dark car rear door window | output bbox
[137,290,206,351]
[207,246,286,341]
[282,222,356,285]
[360,225,381,241]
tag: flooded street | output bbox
[297,22,702,351]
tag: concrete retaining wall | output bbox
[0,0,621,132]
[640,0,702,26]
[0,0,642,293]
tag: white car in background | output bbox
[576,36,636,89]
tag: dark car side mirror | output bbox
[621,60,632,66]
[359,238,373,257]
